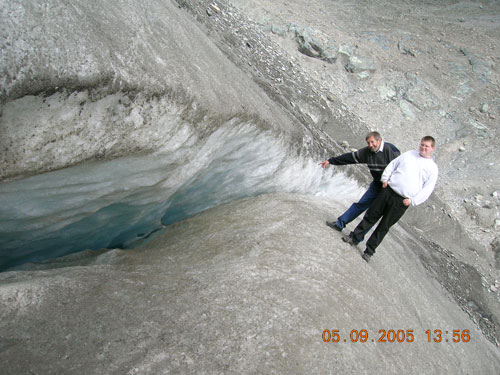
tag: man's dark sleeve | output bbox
[328,147,369,165]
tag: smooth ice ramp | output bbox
[1,193,499,374]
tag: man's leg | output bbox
[336,182,380,231]
[350,187,389,243]
[364,192,408,256]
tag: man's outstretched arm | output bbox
[320,147,369,168]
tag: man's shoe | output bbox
[326,221,342,232]
[361,253,372,263]
[342,233,359,246]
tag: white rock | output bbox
[209,3,221,13]
[480,103,489,113]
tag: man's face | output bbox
[419,140,435,158]
[366,136,382,152]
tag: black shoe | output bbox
[361,253,372,263]
[342,233,359,246]
[326,221,342,232]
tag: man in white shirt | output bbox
[342,136,439,262]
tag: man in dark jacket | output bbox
[320,132,400,236]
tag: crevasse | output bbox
[0,119,362,271]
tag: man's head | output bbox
[419,136,436,158]
[365,131,382,152]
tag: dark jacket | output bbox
[328,142,400,186]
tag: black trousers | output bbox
[351,187,408,255]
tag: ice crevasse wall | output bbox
[0,0,361,270]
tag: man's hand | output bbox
[320,160,330,168]
[403,198,411,206]
[382,181,388,188]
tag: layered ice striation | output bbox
[0,119,362,271]
[0,0,363,271]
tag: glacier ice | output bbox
[0,120,362,270]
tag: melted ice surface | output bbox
[0,122,362,270]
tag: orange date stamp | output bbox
[322,329,470,343]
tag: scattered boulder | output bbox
[398,40,418,57]
[206,2,221,16]
[461,48,494,84]
[480,103,490,113]
[344,55,377,79]
[290,25,338,63]
[270,24,286,36]
[377,83,397,101]
[402,72,440,111]
[468,118,489,139]
[399,99,417,120]
[338,43,355,57]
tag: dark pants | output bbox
[336,181,380,241]
[351,187,408,256]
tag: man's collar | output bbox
[376,140,385,153]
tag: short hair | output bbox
[421,136,436,147]
[365,131,381,141]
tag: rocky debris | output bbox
[206,3,221,16]
[398,39,418,57]
[378,71,443,120]
[480,103,490,113]
[493,238,500,270]
[270,24,286,36]
[174,0,369,151]
[296,26,338,63]
[460,48,495,84]
[461,192,500,230]
[344,54,377,79]
[491,281,498,293]
[278,27,381,79]
[409,231,500,346]
[402,72,440,111]
[267,23,339,64]
[377,82,397,101]
[399,99,417,120]
[338,43,355,57]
